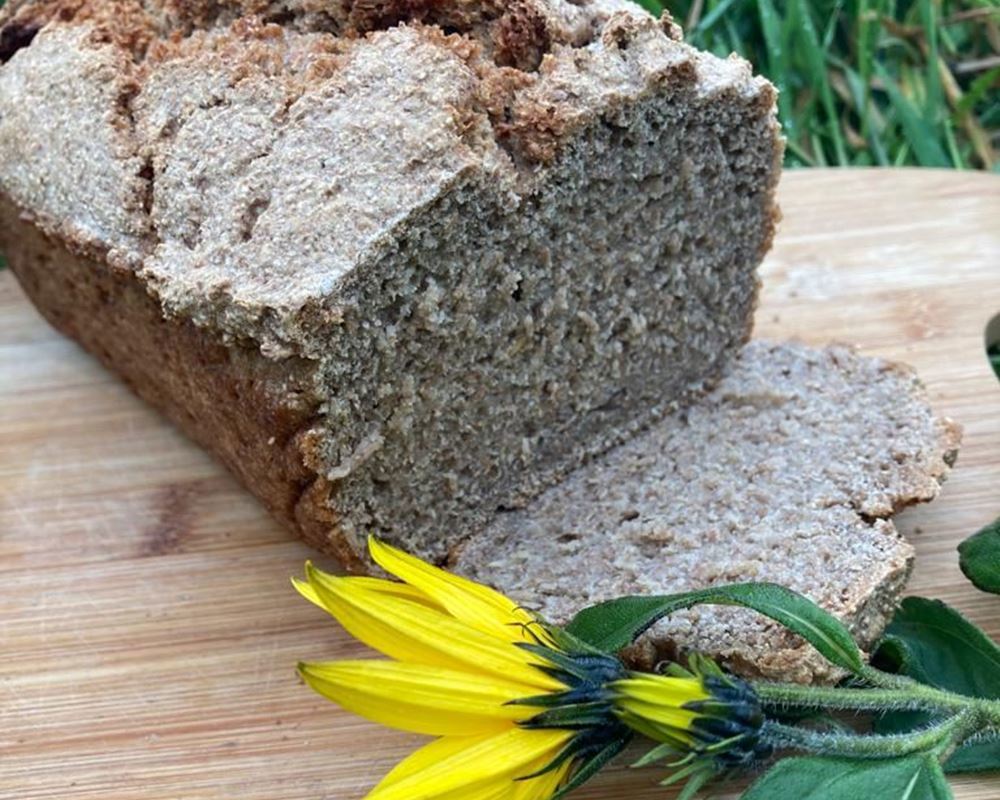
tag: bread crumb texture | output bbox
[0,0,782,567]
[455,340,961,683]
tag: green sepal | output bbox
[958,516,1000,594]
[550,734,632,800]
[519,702,617,731]
[507,687,612,709]
[739,754,953,800]
[631,741,682,768]
[657,760,704,787]
[616,709,692,751]
[664,652,729,682]
[566,582,864,675]
[675,765,716,800]
[515,643,624,684]
[660,660,696,679]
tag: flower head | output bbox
[295,537,766,799]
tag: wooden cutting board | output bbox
[2,168,999,800]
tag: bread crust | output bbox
[0,193,378,571]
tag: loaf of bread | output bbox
[455,341,961,682]
[0,0,782,568]
[0,1,960,682]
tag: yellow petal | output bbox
[433,751,572,800]
[376,736,512,800]
[615,697,700,732]
[375,736,483,790]
[298,660,536,736]
[371,734,573,800]
[366,727,574,800]
[612,674,709,746]
[512,760,573,800]
[305,563,563,691]
[615,707,696,749]
[293,571,442,612]
[613,674,709,707]
[368,537,555,647]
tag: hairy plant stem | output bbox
[753,676,1000,721]
[760,711,978,759]
[750,671,1000,760]
[753,681,969,714]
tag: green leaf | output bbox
[958,516,1000,594]
[989,343,1000,382]
[943,736,1000,775]
[874,597,1000,773]
[875,709,933,736]
[874,597,1000,699]
[740,754,952,800]
[917,0,943,127]
[872,710,1000,774]
[566,582,864,674]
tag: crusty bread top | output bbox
[0,0,775,356]
[454,340,961,683]
[0,0,658,65]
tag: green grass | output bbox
[638,0,1000,170]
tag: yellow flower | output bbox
[295,537,766,799]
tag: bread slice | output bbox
[455,341,961,683]
[0,1,781,568]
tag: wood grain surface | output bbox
[2,169,999,800]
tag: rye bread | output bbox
[455,340,961,683]
[0,0,782,568]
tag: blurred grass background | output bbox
[639,0,1000,170]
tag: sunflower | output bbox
[294,537,766,799]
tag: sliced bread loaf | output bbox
[0,0,781,568]
[454,341,961,683]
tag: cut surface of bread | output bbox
[455,340,961,683]
[0,0,781,567]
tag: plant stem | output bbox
[761,711,977,759]
[752,670,1000,761]
[752,680,971,715]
